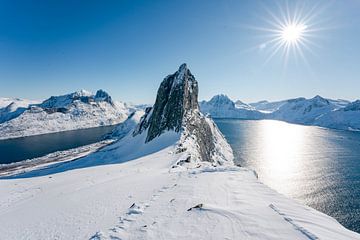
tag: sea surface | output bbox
[215,119,360,233]
[0,125,116,164]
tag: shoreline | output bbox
[0,139,115,177]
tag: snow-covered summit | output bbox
[0,90,129,139]
[270,95,338,124]
[40,89,114,109]
[235,99,255,110]
[208,94,234,106]
[200,94,265,119]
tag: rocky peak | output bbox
[133,64,233,165]
[40,89,115,109]
[95,89,114,106]
[135,63,199,142]
[311,95,329,105]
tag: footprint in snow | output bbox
[128,203,145,215]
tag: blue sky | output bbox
[0,0,359,104]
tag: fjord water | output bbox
[215,119,360,233]
[0,125,116,164]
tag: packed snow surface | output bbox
[0,134,359,239]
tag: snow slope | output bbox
[0,90,129,140]
[0,140,358,239]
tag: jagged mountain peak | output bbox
[134,63,199,142]
[311,95,329,104]
[40,89,114,109]
[132,64,233,165]
[94,89,114,105]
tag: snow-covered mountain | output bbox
[0,90,129,140]
[270,95,338,124]
[200,94,265,120]
[328,98,351,108]
[0,97,39,109]
[204,94,360,131]
[0,97,40,123]
[314,100,360,131]
[1,64,359,239]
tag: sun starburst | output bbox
[250,1,329,67]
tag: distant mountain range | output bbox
[200,94,360,131]
[0,90,131,140]
[1,89,359,140]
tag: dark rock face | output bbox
[95,90,114,106]
[133,63,231,164]
[43,107,69,114]
[132,107,152,136]
[182,111,216,162]
[136,63,199,142]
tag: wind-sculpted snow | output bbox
[0,90,129,139]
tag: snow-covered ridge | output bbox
[201,94,360,131]
[0,90,130,140]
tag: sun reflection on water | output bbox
[215,118,360,232]
[254,120,307,193]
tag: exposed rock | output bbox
[133,64,233,165]
[95,89,114,106]
[145,63,198,142]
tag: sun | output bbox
[249,1,328,66]
[281,23,307,44]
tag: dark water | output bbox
[215,119,360,233]
[0,125,116,164]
